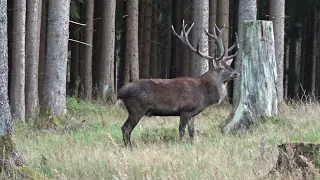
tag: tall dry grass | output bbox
[13,98,320,179]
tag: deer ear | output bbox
[225,59,233,66]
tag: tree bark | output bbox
[126,0,139,81]
[223,21,278,133]
[43,0,70,116]
[98,0,116,103]
[0,0,16,172]
[70,23,80,96]
[138,0,145,80]
[165,0,172,78]
[171,0,182,78]
[38,0,47,106]
[180,0,191,77]
[83,0,94,102]
[208,0,217,69]
[191,0,209,77]
[269,0,285,102]
[11,0,26,123]
[233,0,257,106]
[141,0,152,78]
[216,0,229,54]
[150,1,157,78]
[315,9,320,95]
[92,0,103,99]
[25,0,41,120]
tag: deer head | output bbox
[171,20,240,83]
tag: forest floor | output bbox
[13,98,320,180]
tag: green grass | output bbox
[13,98,320,180]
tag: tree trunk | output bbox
[150,1,157,78]
[300,15,313,96]
[38,0,47,106]
[315,9,320,95]
[191,0,209,77]
[288,38,297,99]
[92,0,103,99]
[43,0,70,116]
[25,0,41,120]
[0,0,16,172]
[70,23,80,96]
[116,0,126,89]
[223,21,278,133]
[125,0,139,81]
[208,0,217,69]
[171,0,182,78]
[141,0,152,78]
[83,0,94,102]
[180,0,191,77]
[98,0,116,103]
[311,7,318,95]
[138,0,145,80]
[233,0,257,106]
[269,0,285,102]
[11,0,26,123]
[165,0,172,78]
[216,0,229,53]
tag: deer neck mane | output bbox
[200,70,228,105]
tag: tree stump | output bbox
[265,142,320,180]
[223,21,278,133]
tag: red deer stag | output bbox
[118,20,239,148]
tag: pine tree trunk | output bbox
[98,0,116,103]
[137,0,145,80]
[92,0,103,99]
[38,0,47,106]
[171,0,182,78]
[191,0,209,77]
[150,1,157,78]
[43,0,70,116]
[125,0,139,81]
[83,0,94,102]
[315,9,320,95]
[233,0,257,106]
[223,21,278,133]
[208,0,217,69]
[269,0,285,102]
[141,0,152,78]
[70,23,80,96]
[180,0,191,77]
[25,0,41,120]
[0,0,15,172]
[165,0,172,78]
[11,0,26,123]
[217,0,229,53]
[288,38,297,99]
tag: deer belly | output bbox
[146,109,180,116]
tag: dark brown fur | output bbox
[118,60,239,148]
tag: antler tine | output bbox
[224,33,239,60]
[204,22,226,62]
[214,23,226,61]
[181,21,216,60]
[227,32,239,52]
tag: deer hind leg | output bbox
[179,113,190,140]
[187,117,195,144]
[121,113,144,149]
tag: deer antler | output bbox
[172,20,239,63]
[172,20,216,60]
